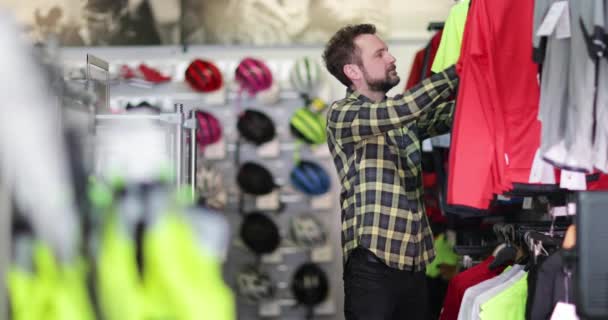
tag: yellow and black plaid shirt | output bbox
[326,66,458,271]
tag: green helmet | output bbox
[290,107,326,145]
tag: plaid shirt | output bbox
[326,66,458,271]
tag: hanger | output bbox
[489,224,517,270]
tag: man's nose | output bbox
[386,53,396,64]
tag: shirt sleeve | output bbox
[417,100,455,141]
[329,66,458,144]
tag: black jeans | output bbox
[343,247,428,320]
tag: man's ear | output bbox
[343,64,361,82]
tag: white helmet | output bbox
[195,162,227,210]
[289,56,322,98]
[290,214,327,248]
[236,266,275,303]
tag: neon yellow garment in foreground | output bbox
[426,233,460,278]
[97,213,235,320]
[479,272,528,320]
[7,244,94,320]
[431,0,471,73]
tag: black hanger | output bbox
[489,225,517,270]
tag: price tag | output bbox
[560,170,587,191]
[550,302,579,320]
[311,193,333,210]
[261,249,283,264]
[257,138,280,158]
[204,86,226,105]
[536,1,568,37]
[567,202,576,215]
[259,300,281,317]
[422,139,433,152]
[203,138,226,159]
[256,190,280,210]
[311,244,333,263]
[314,297,336,315]
[312,144,331,158]
[550,206,568,217]
[497,195,511,201]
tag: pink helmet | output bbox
[235,57,273,95]
[195,110,222,149]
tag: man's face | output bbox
[354,34,399,92]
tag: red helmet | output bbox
[195,110,222,149]
[235,57,273,95]
[185,59,223,92]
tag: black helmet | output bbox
[291,263,329,307]
[239,212,280,255]
[237,109,276,145]
[237,162,277,195]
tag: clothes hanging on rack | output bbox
[447,0,542,210]
[528,250,576,320]
[533,0,608,174]
[405,30,443,90]
[440,222,575,320]
[432,0,470,73]
[439,256,505,320]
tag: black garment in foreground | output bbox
[529,250,576,320]
[343,247,428,320]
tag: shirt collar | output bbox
[345,88,387,103]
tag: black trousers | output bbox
[343,247,428,320]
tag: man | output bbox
[322,24,459,319]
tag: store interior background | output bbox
[0,1,462,319]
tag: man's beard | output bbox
[363,68,400,93]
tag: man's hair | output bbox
[323,24,376,87]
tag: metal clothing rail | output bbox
[94,106,198,197]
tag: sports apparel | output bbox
[439,256,505,320]
[194,110,222,149]
[327,66,458,271]
[593,1,608,171]
[290,107,326,145]
[530,251,576,320]
[560,0,605,171]
[235,57,273,95]
[447,0,541,209]
[327,68,458,271]
[469,267,525,320]
[405,30,442,90]
[290,56,322,98]
[479,272,528,320]
[534,0,571,156]
[8,243,94,320]
[431,0,470,73]
[97,213,234,320]
[457,265,520,320]
[470,270,526,319]
[185,59,223,92]
[343,247,428,320]
[425,233,459,278]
